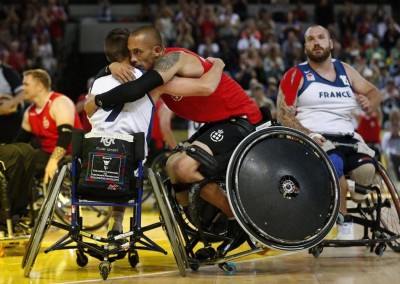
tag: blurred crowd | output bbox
[1,0,400,132]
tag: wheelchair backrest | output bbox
[71,129,145,202]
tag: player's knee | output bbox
[350,163,375,186]
[173,157,197,183]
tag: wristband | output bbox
[309,132,323,140]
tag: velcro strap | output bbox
[186,145,218,172]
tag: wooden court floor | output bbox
[1,201,400,284]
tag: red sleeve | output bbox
[280,67,303,106]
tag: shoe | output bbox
[337,222,354,240]
[107,230,127,247]
[107,230,123,240]
[217,220,247,255]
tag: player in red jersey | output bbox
[85,26,262,252]
[16,69,82,184]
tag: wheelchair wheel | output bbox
[148,169,188,276]
[376,162,400,252]
[142,151,171,203]
[49,163,112,231]
[226,126,340,251]
[22,165,66,276]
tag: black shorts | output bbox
[194,119,252,155]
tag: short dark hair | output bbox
[131,26,163,47]
[104,28,130,63]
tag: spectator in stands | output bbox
[43,0,68,56]
[355,108,383,161]
[292,1,309,23]
[250,82,276,119]
[381,78,400,129]
[365,35,387,62]
[382,110,400,180]
[0,55,24,144]
[197,35,220,58]
[314,0,335,29]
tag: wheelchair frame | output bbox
[149,124,344,276]
[23,149,167,280]
[309,160,400,257]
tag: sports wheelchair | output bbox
[22,130,167,280]
[308,143,400,257]
[149,122,344,276]
[31,158,112,232]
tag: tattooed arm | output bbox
[85,51,205,114]
[276,86,310,134]
[276,82,326,146]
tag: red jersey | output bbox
[161,48,262,125]
[357,113,381,144]
[27,92,83,154]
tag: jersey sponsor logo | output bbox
[305,72,315,81]
[42,116,50,129]
[100,137,115,147]
[339,75,350,86]
[210,129,224,142]
[319,91,352,98]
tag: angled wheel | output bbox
[51,162,112,231]
[226,126,340,251]
[148,169,188,276]
[375,163,400,252]
[22,165,67,276]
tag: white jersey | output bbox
[295,60,359,134]
[89,69,154,156]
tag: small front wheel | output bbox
[219,262,236,276]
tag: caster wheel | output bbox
[219,262,236,276]
[128,251,139,268]
[99,261,111,280]
[309,246,323,257]
[190,264,200,271]
[375,244,386,256]
[76,254,89,267]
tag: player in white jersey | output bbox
[89,28,225,236]
[90,67,153,157]
[277,25,380,240]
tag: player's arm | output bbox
[152,57,225,98]
[343,62,380,115]
[93,52,200,107]
[276,68,308,131]
[13,109,34,143]
[44,96,75,183]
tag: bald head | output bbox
[304,25,331,41]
